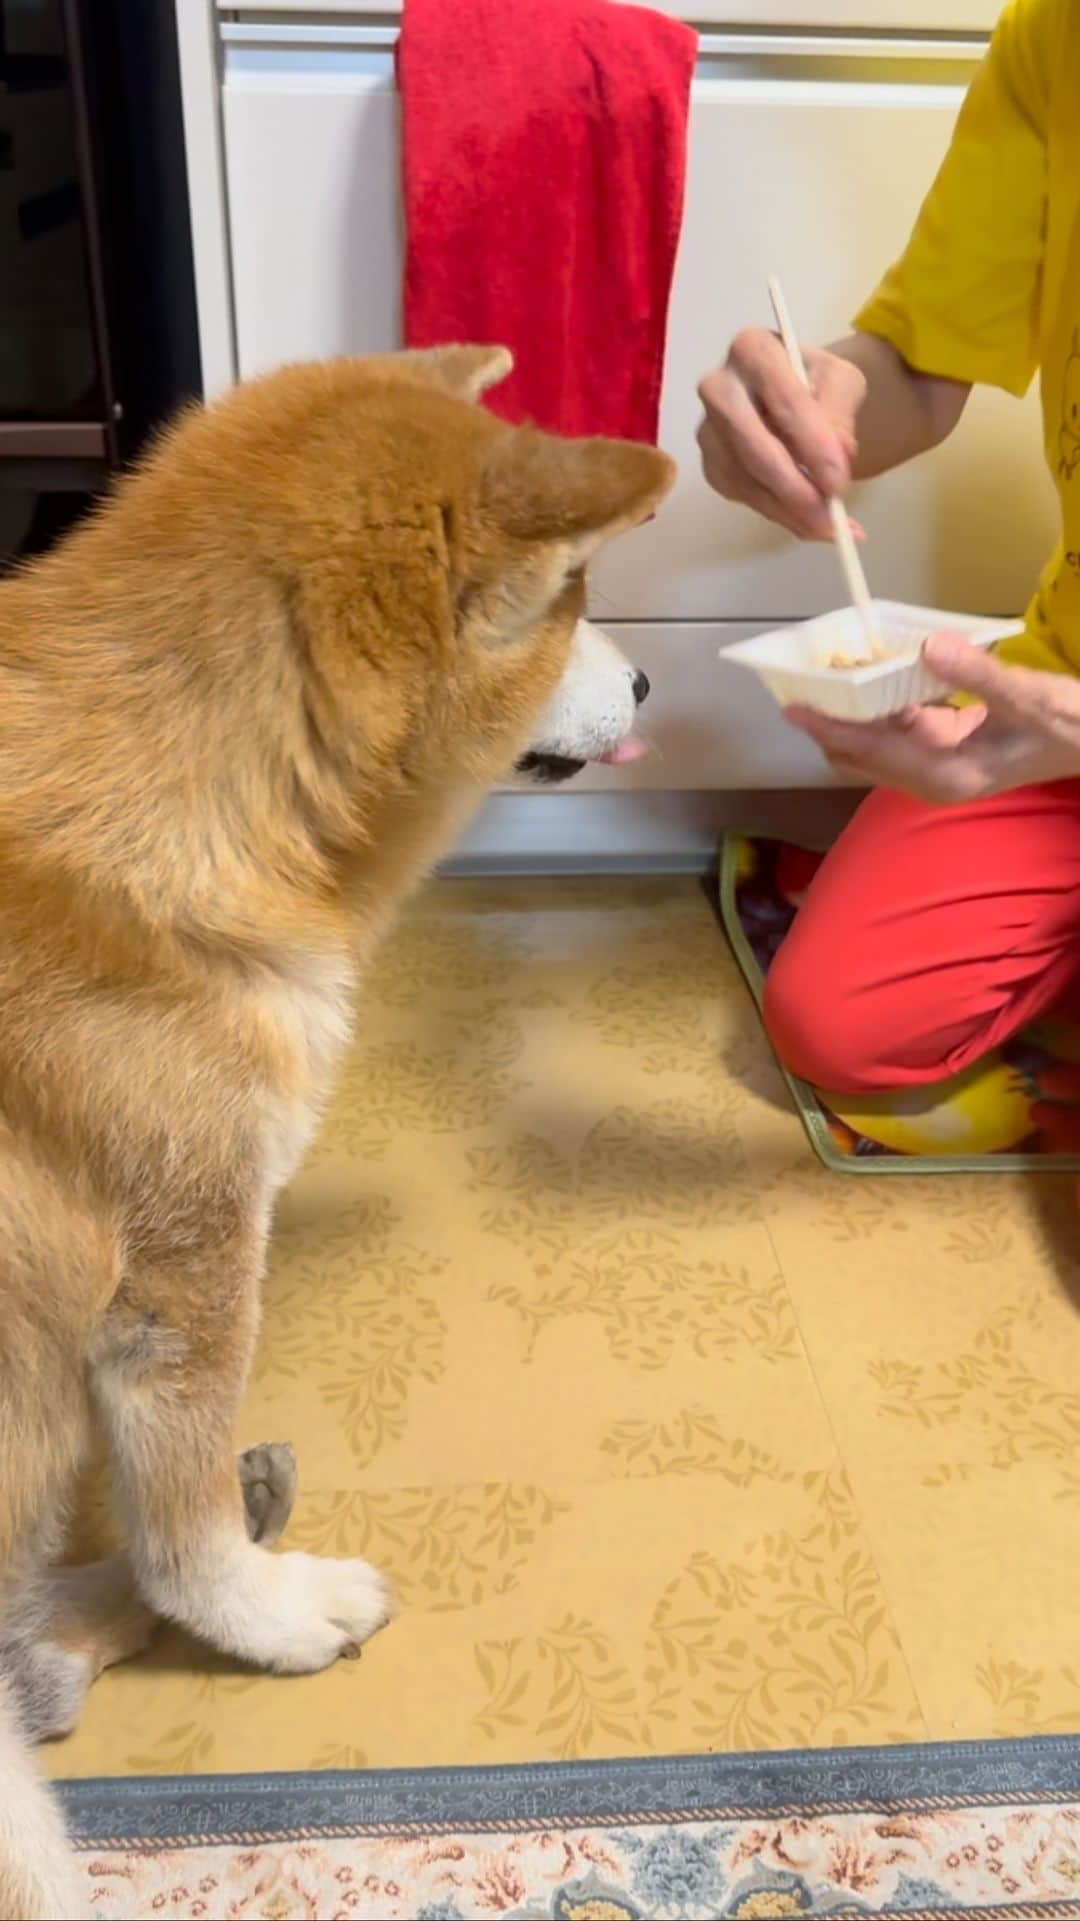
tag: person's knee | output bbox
[762,939,887,1094]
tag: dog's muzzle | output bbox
[515,663,651,785]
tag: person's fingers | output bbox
[726,378,833,520]
[814,752,874,787]
[895,702,989,748]
[730,330,853,495]
[784,700,986,757]
[784,707,880,749]
[734,468,850,541]
[923,632,1071,722]
[783,702,995,800]
[799,739,986,803]
[697,392,837,539]
[727,472,864,543]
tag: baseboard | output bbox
[442,789,862,877]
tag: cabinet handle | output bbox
[0,423,106,459]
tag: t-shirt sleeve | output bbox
[853,0,1058,397]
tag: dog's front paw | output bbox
[215,1549,392,1674]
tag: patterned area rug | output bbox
[61,1738,1080,1918]
[719,834,1080,1173]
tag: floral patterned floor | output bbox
[44,881,1080,1783]
[62,1741,1080,1918]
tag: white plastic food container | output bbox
[721,601,1022,722]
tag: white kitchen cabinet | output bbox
[178,2,1058,863]
[222,41,401,378]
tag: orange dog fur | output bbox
[0,345,672,1918]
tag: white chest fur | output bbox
[258,951,356,1200]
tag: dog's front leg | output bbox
[90,1234,389,1673]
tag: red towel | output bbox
[397,0,697,444]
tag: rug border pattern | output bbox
[59,1733,1080,1847]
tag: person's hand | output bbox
[697,330,867,540]
[786,633,1080,802]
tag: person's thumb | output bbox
[922,632,1056,718]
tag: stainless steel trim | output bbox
[222,19,397,46]
[220,18,985,59]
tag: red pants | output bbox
[763,782,1080,1094]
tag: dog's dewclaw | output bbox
[237,1442,299,1547]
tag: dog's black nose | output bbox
[632,670,650,707]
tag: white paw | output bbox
[252,1552,391,1673]
[168,1545,392,1674]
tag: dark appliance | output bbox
[0,0,200,563]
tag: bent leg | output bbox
[6,1443,300,1745]
[763,781,1080,1095]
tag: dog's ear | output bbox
[404,344,514,403]
[481,429,675,559]
[289,514,452,777]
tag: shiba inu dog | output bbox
[0,344,672,1918]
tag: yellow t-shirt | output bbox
[853,0,1080,675]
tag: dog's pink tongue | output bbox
[597,737,648,766]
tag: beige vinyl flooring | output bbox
[45,876,1080,1782]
